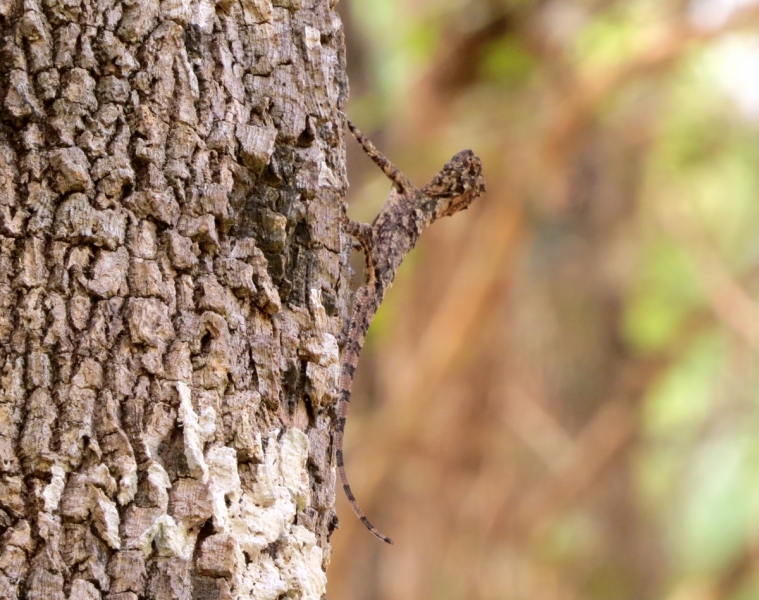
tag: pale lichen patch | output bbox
[42,464,66,512]
[304,26,321,50]
[116,456,139,506]
[206,446,241,530]
[239,0,273,25]
[223,428,312,568]
[190,0,215,32]
[280,428,310,511]
[241,555,287,600]
[238,524,327,600]
[303,289,339,406]
[146,461,172,510]
[91,487,121,550]
[275,525,327,600]
[318,157,341,189]
[137,515,195,560]
[176,381,209,483]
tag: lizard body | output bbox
[336,119,485,544]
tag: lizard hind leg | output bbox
[342,216,377,285]
[346,119,414,195]
[342,217,373,253]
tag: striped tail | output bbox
[335,286,394,544]
[335,443,394,545]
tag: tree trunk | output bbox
[0,0,349,597]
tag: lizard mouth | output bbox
[439,192,475,217]
[439,174,486,217]
[444,200,466,216]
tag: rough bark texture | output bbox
[0,0,349,598]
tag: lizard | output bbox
[335,118,486,544]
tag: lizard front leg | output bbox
[346,119,414,195]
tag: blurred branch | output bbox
[492,302,712,539]
[502,380,580,476]
[513,397,637,530]
[429,12,517,96]
[668,544,759,600]
[657,199,759,350]
[711,546,759,600]
[547,4,759,159]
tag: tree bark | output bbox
[0,0,349,597]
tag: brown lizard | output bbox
[336,118,486,544]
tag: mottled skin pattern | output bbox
[336,119,486,544]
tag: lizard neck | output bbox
[372,191,435,287]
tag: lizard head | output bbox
[422,149,485,220]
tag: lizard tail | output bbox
[335,285,393,544]
[346,119,414,195]
[336,448,394,544]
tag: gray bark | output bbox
[0,0,350,597]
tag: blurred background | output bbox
[333,1,759,598]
